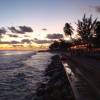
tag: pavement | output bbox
[61,55,100,100]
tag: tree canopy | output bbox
[77,14,97,45]
[63,23,73,40]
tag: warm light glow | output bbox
[0,43,48,51]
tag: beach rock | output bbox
[35,55,75,100]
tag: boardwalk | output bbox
[61,55,100,100]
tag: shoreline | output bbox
[35,55,75,100]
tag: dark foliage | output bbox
[63,23,73,41]
[77,14,97,46]
[49,40,71,51]
[93,21,100,47]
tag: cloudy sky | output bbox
[0,0,100,44]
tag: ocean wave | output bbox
[0,51,53,100]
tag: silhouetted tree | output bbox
[77,14,97,48]
[93,21,100,47]
[49,41,60,51]
[49,40,71,51]
[63,23,73,40]
[95,21,100,37]
[59,39,71,51]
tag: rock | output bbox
[35,55,75,100]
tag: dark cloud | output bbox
[11,41,20,44]
[34,38,38,40]
[8,27,23,34]
[0,27,6,34]
[95,6,100,13]
[21,39,31,43]
[8,26,33,34]
[47,33,63,39]
[24,35,30,37]
[42,28,47,31]
[0,41,19,44]
[19,26,33,33]
[33,39,52,44]
[8,34,18,38]
[0,41,10,44]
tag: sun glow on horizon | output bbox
[0,43,49,51]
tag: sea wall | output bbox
[35,55,75,100]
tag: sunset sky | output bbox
[0,0,100,45]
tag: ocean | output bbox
[0,51,53,100]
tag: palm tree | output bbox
[63,23,74,40]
